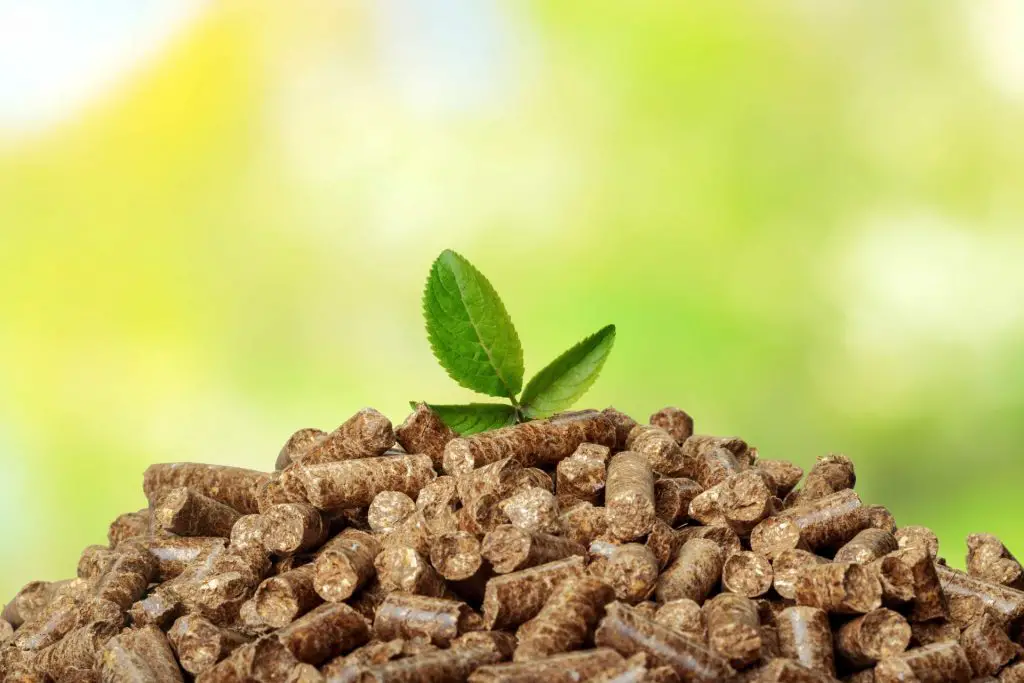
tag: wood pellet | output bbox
[5,403,1024,683]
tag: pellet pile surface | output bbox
[3,404,1024,683]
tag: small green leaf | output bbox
[520,324,616,419]
[423,250,524,399]
[422,403,517,435]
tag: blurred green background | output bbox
[3,0,1024,600]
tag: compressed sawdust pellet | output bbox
[368,491,417,534]
[722,551,774,598]
[396,403,459,470]
[514,575,614,661]
[654,477,703,527]
[588,543,660,604]
[704,592,762,668]
[373,593,473,646]
[777,605,835,676]
[296,408,395,466]
[959,610,1020,678]
[498,487,561,535]
[874,642,972,683]
[595,601,736,682]
[649,406,694,445]
[655,537,725,604]
[835,608,912,668]
[606,452,657,541]
[14,403,1024,683]
[966,533,1024,589]
[155,486,243,538]
[481,525,585,574]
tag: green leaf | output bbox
[520,324,617,418]
[421,402,518,435]
[423,250,524,399]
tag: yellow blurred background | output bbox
[2,0,1024,599]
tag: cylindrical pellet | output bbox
[154,486,243,537]
[835,608,912,668]
[514,575,615,661]
[282,454,435,510]
[431,531,484,581]
[719,470,780,536]
[499,487,562,535]
[356,646,500,683]
[603,407,639,451]
[892,547,950,622]
[654,599,706,641]
[776,605,835,676]
[966,533,1024,589]
[654,478,703,527]
[870,555,916,605]
[606,452,657,541]
[263,503,328,555]
[594,602,735,682]
[555,443,610,505]
[276,601,370,664]
[373,593,474,646]
[751,489,867,556]
[368,491,417,534]
[874,642,972,683]
[865,505,897,534]
[754,459,804,499]
[481,526,586,574]
[560,502,609,547]
[627,425,691,477]
[93,544,156,610]
[98,624,184,683]
[295,408,395,466]
[704,592,762,668]
[649,406,695,444]
[588,543,660,605]
[675,525,742,556]
[468,648,623,683]
[396,403,459,470]
[143,463,271,515]
[834,528,899,564]
[646,519,678,570]
[128,589,183,628]
[375,548,450,598]
[254,562,322,627]
[145,535,228,581]
[958,610,1019,678]
[481,556,586,630]
[786,454,855,508]
[34,619,121,683]
[108,508,153,547]
[276,427,327,471]
[794,562,882,615]
[722,551,774,598]
[936,563,1024,626]
[168,614,250,676]
[895,526,940,558]
[655,538,725,604]
[910,621,961,647]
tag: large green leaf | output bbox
[414,402,517,435]
[520,324,616,418]
[422,250,524,398]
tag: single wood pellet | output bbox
[8,403,1024,683]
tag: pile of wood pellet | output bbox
[3,405,1024,683]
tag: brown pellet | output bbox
[499,487,562,535]
[481,556,586,630]
[649,406,695,444]
[967,534,1024,589]
[595,601,736,682]
[373,593,473,646]
[396,403,459,469]
[589,543,660,605]
[2,579,68,628]
[870,555,916,606]
[275,601,370,664]
[936,564,1024,626]
[296,408,395,466]
[893,547,950,622]
[143,462,271,515]
[481,525,585,574]
[416,475,461,534]
[276,427,327,471]
[514,467,554,493]
[959,610,1020,678]
[627,425,692,478]
[777,605,836,676]
[382,510,435,557]
[13,595,121,652]
[865,505,897,534]
[368,491,417,534]
[603,407,639,450]
[514,575,614,661]
[34,618,121,683]
[470,648,623,683]
[430,531,484,581]
[78,545,120,581]
[654,598,706,641]
[654,477,704,527]
[656,537,725,604]
[108,508,153,547]
[606,452,657,541]
[99,624,184,683]
[443,410,616,475]
[750,658,840,682]
[645,519,678,570]
[375,547,451,598]
[452,630,518,660]
[356,645,500,683]
[560,501,609,547]
[723,551,775,598]
[874,642,972,683]
[794,562,882,615]
[168,614,250,675]
[155,486,243,538]
[93,544,157,610]
[676,524,743,555]
[145,535,228,581]
[254,562,322,627]
[1000,661,1024,683]
[754,459,805,499]
[129,588,183,628]
[720,470,780,536]
[751,489,868,556]
[704,592,763,668]
[834,529,899,565]
[688,481,729,527]
[835,608,912,668]
[693,446,743,490]
[262,502,329,555]
[555,443,610,505]
[895,526,941,558]
[282,453,435,510]
[786,454,855,508]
